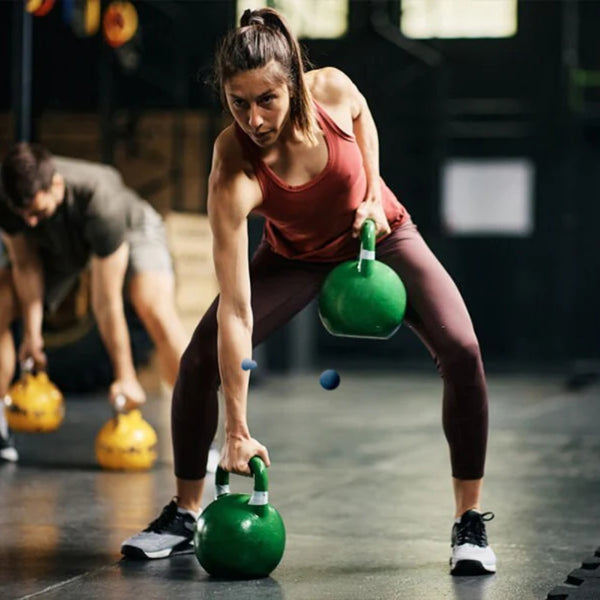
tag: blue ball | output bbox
[241,358,258,371]
[319,369,340,391]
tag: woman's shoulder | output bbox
[214,124,242,160]
[306,67,356,105]
[212,124,255,178]
[209,125,263,215]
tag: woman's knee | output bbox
[439,337,484,378]
[172,331,219,420]
[178,322,218,379]
[178,344,214,378]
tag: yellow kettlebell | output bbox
[4,360,65,433]
[95,395,158,471]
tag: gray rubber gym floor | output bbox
[1,372,599,600]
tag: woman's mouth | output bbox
[252,130,272,141]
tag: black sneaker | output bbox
[121,500,196,559]
[450,510,496,575]
[0,402,18,463]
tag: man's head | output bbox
[1,142,65,227]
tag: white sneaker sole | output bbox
[0,447,18,462]
[121,541,194,560]
[450,558,496,576]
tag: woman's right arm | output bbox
[207,130,269,475]
[2,232,46,367]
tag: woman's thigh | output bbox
[376,223,478,355]
[184,241,333,359]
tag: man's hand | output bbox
[109,377,146,411]
[18,335,47,371]
[220,432,271,476]
[352,196,391,240]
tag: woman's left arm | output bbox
[324,68,391,238]
[351,88,381,198]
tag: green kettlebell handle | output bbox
[360,219,376,251]
[215,456,268,498]
[358,219,376,277]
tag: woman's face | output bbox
[224,61,292,147]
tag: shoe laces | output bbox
[454,511,494,547]
[144,501,179,533]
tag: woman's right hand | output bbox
[220,433,271,476]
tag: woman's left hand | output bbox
[352,196,391,239]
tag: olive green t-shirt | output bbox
[0,157,147,277]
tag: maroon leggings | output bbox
[172,221,488,480]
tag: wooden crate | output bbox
[165,211,218,332]
[35,109,213,214]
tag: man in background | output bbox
[0,142,216,470]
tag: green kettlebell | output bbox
[319,219,407,339]
[194,456,286,579]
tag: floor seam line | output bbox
[14,564,117,600]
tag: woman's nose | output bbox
[248,105,263,129]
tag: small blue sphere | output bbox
[241,358,258,371]
[319,369,340,391]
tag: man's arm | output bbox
[2,232,46,366]
[208,129,268,475]
[90,241,145,407]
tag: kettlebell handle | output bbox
[358,219,376,277]
[215,456,269,505]
[114,394,127,413]
[109,394,128,425]
[20,357,35,375]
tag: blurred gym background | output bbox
[1,0,599,391]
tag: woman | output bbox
[121,8,496,576]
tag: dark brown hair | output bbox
[1,142,55,209]
[213,8,318,145]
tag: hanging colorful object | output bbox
[26,0,56,17]
[102,1,139,48]
[62,0,74,24]
[71,0,101,37]
[84,0,101,35]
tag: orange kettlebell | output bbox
[95,395,158,471]
[4,360,65,433]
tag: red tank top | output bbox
[234,102,409,262]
